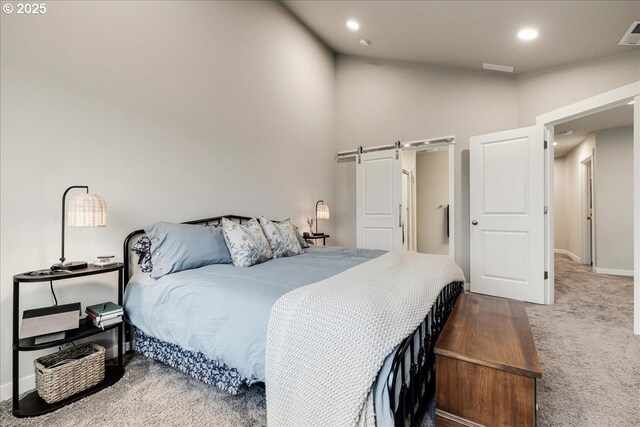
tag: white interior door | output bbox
[470,126,545,303]
[356,150,403,251]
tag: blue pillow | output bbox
[144,222,232,278]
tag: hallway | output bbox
[525,254,639,426]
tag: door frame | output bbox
[580,156,594,266]
[402,168,413,250]
[537,81,640,335]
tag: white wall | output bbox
[554,157,569,251]
[335,55,520,279]
[416,150,450,255]
[594,126,634,272]
[0,0,335,397]
[517,51,640,126]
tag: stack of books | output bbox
[85,302,124,330]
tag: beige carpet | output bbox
[526,254,640,426]
[0,355,267,427]
[1,253,638,426]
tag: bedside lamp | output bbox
[315,200,330,235]
[51,186,107,271]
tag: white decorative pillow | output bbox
[259,217,303,258]
[221,218,273,267]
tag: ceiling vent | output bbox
[619,21,640,46]
[482,63,514,73]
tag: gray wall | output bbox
[416,150,450,255]
[563,135,596,261]
[554,157,569,251]
[517,51,640,126]
[595,126,634,272]
[0,0,335,395]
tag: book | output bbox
[92,315,123,330]
[92,261,120,268]
[86,302,123,317]
[85,310,122,321]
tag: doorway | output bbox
[415,148,450,256]
[400,143,455,258]
[469,81,639,331]
[539,81,640,334]
[552,103,634,277]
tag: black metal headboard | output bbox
[122,214,252,284]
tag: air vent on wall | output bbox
[619,21,640,46]
[482,63,514,73]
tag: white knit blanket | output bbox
[265,251,465,427]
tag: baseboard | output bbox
[594,267,634,277]
[554,249,581,263]
[0,344,120,402]
[0,373,35,403]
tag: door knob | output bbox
[471,220,478,225]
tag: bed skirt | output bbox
[133,327,249,394]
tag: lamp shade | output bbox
[67,193,107,227]
[316,203,330,220]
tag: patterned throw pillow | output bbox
[221,218,273,267]
[294,227,310,249]
[259,217,303,258]
[131,234,153,273]
[275,218,309,249]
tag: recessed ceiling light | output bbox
[359,38,371,47]
[553,142,558,146]
[346,20,360,31]
[518,28,538,41]
[561,129,574,136]
[628,100,636,105]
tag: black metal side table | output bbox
[12,263,125,418]
[305,234,330,246]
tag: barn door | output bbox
[356,149,403,251]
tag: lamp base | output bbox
[51,261,88,271]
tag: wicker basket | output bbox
[34,343,105,404]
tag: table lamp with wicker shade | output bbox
[315,200,330,235]
[51,186,107,271]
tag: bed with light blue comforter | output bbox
[125,246,384,382]
[124,246,425,425]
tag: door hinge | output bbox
[395,141,401,159]
[544,271,548,280]
[544,206,548,214]
[357,146,363,164]
[544,140,548,149]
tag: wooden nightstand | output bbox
[304,234,330,246]
[12,264,125,418]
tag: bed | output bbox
[123,215,464,427]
